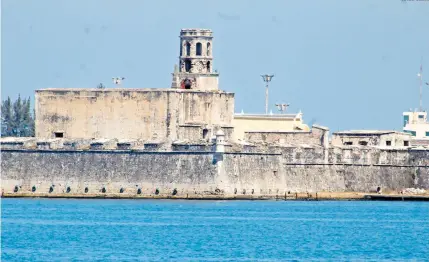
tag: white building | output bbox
[403,110,429,138]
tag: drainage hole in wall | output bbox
[101,187,106,193]
[49,186,54,193]
[251,189,254,194]
[66,186,71,193]
[242,189,246,195]
[234,188,237,194]
[32,186,36,192]
[119,188,124,193]
[155,188,160,195]
[14,186,19,193]
[137,188,142,194]
[84,187,89,193]
[172,188,178,195]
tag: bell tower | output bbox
[171,28,219,90]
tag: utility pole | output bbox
[261,74,274,114]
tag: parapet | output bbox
[0,137,36,149]
[180,28,213,37]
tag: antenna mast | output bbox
[418,63,423,111]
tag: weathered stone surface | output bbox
[2,145,428,198]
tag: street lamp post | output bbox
[261,74,274,114]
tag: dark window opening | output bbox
[186,42,191,56]
[184,78,192,89]
[418,115,424,119]
[359,141,368,146]
[203,128,209,139]
[344,142,353,145]
[185,60,192,72]
[207,42,211,56]
[386,141,392,146]
[196,42,202,56]
[54,132,64,138]
[207,61,211,72]
[404,141,409,146]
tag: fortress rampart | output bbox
[2,136,428,199]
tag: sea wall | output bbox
[1,142,428,198]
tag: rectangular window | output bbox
[359,141,368,146]
[344,142,353,145]
[404,130,416,136]
[54,132,64,138]
[419,115,424,119]
[386,141,392,146]
[426,132,429,137]
[404,141,409,146]
[403,115,409,127]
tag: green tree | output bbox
[12,95,23,136]
[1,96,13,136]
[21,97,34,136]
[1,95,35,137]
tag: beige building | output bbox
[232,112,309,141]
[331,130,412,148]
[35,88,234,141]
[35,28,311,143]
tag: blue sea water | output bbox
[1,199,429,261]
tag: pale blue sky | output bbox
[2,0,429,131]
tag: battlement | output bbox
[180,28,213,37]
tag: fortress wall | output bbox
[220,149,420,194]
[1,146,428,197]
[35,89,235,141]
[36,90,171,140]
[1,150,217,195]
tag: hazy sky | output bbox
[2,0,429,131]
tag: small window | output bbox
[202,129,209,139]
[386,141,392,146]
[185,60,191,72]
[359,141,368,146]
[186,42,191,56]
[403,115,409,127]
[404,141,409,146]
[418,115,424,119]
[426,131,429,137]
[207,61,211,72]
[196,42,202,56]
[54,132,64,138]
[206,42,211,56]
[344,142,353,145]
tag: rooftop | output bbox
[234,113,301,119]
[36,88,233,94]
[333,130,409,136]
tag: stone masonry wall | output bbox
[2,144,428,197]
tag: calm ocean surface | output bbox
[1,199,428,261]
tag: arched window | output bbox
[186,42,191,56]
[196,42,202,56]
[185,60,191,72]
[206,42,211,56]
[207,61,211,72]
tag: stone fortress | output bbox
[1,29,429,199]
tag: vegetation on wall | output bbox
[1,95,35,137]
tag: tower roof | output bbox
[180,28,213,37]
